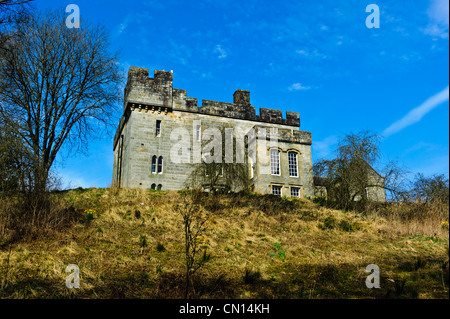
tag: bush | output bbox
[0,193,81,244]
[156,242,165,252]
[312,196,327,206]
[318,216,336,230]
[338,220,360,232]
[243,268,261,284]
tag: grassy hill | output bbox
[0,188,448,299]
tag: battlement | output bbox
[124,67,301,127]
[249,126,312,145]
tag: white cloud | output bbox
[215,45,227,59]
[424,0,449,38]
[382,86,449,137]
[57,171,92,190]
[288,83,310,91]
[295,49,327,60]
[116,15,132,37]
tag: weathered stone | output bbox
[112,68,314,197]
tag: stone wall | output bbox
[113,67,314,197]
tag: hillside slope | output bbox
[0,188,448,299]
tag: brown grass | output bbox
[0,188,448,299]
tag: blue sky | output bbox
[37,0,449,188]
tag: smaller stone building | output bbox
[313,163,386,202]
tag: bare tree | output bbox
[0,0,33,49]
[0,9,123,193]
[412,173,449,204]
[0,118,33,194]
[176,190,209,299]
[186,125,250,193]
[313,130,408,209]
[0,0,33,25]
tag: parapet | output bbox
[123,67,301,127]
[124,67,173,111]
[250,126,312,145]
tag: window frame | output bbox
[156,120,161,137]
[288,151,299,178]
[270,149,281,176]
[272,185,282,196]
[291,187,300,198]
[157,156,163,174]
[151,156,157,174]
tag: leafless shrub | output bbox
[175,190,210,298]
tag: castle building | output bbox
[113,67,314,197]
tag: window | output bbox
[156,120,161,136]
[272,185,282,196]
[151,156,157,174]
[270,149,280,175]
[288,152,298,177]
[157,184,162,190]
[196,125,201,142]
[291,187,300,198]
[151,184,156,190]
[158,156,163,174]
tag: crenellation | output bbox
[260,108,283,125]
[286,111,301,127]
[123,67,299,126]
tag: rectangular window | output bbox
[291,187,300,198]
[156,120,161,136]
[272,185,282,196]
[288,152,298,177]
[270,149,280,175]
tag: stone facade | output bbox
[113,67,314,197]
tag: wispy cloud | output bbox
[424,0,449,38]
[57,170,92,189]
[295,49,327,60]
[115,15,132,37]
[288,82,310,91]
[312,135,339,159]
[383,86,449,137]
[215,45,228,59]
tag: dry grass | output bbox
[0,188,448,299]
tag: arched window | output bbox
[151,184,156,190]
[158,156,163,173]
[270,149,280,176]
[151,156,157,174]
[157,184,162,190]
[288,152,298,177]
